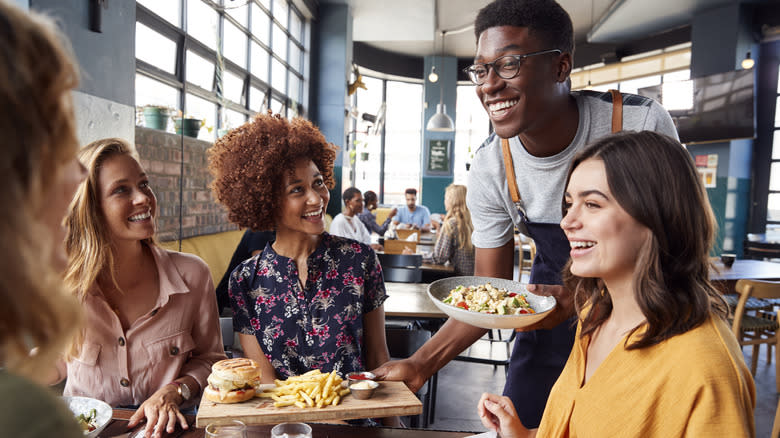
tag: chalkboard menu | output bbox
[427,139,450,172]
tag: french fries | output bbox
[257,369,352,408]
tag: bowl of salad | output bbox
[62,396,112,437]
[427,276,556,329]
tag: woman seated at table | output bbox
[61,138,226,438]
[422,184,475,276]
[209,113,390,386]
[478,131,754,437]
[358,190,397,237]
[0,3,87,436]
[329,186,382,251]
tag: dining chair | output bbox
[730,279,780,390]
[219,316,236,357]
[743,239,780,261]
[378,253,423,283]
[773,398,780,438]
[453,330,514,376]
[385,327,437,428]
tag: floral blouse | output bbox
[229,233,387,378]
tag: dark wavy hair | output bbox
[474,0,574,54]
[562,131,728,350]
[208,113,338,231]
[363,190,378,205]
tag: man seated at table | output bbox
[392,188,432,232]
[330,187,383,251]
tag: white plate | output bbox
[62,396,112,438]
[427,276,556,329]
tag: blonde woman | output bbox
[61,139,225,438]
[0,2,86,436]
[425,184,475,275]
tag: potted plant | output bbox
[173,111,206,138]
[137,105,173,131]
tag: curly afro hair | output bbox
[474,0,573,55]
[208,113,338,231]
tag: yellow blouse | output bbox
[536,315,755,437]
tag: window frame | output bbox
[135,0,308,139]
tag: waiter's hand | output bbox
[371,358,426,393]
[517,284,575,331]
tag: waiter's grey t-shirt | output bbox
[467,90,679,249]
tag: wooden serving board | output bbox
[195,381,422,427]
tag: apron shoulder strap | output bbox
[501,138,522,204]
[609,89,623,133]
[501,88,622,206]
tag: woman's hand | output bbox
[126,384,189,438]
[478,393,533,438]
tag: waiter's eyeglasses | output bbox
[463,49,562,85]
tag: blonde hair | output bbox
[441,184,473,251]
[64,138,154,357]
[0,1,82,379]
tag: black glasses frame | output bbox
[463,49,562,85]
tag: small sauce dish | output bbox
[345,371,376,387]
[349,379,379,399]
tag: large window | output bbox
[350,75,423,206]
[135,0,309,140]
[454,85,490,185]
[767,72,780,232]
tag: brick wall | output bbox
[135,127,238,242]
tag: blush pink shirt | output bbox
[63,245,226,406]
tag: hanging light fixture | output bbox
[741,51,754,69]
[428,30,439,83]
[428,65,439,83]
[426,30,454,132]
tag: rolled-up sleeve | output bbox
[180,267,227,390]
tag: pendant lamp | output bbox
[741,51,754,70]
[426,30,454,132]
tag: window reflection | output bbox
[187,0,217,50]
[223,20,247,68]
[185,93,216,141]
[186,50,214,91]
[137,0,179,27]
[252,3,271,44]
[136,23,176,74]
[251,42,270,82]
[273,0,288,30]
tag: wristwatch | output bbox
[168,380,192,402]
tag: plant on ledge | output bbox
[136,104,175,131]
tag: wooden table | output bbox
[421,262,455,274]
[709,259,780,281]
[384,282,446,319]
[709,259,780,294]
[99,409,472,437]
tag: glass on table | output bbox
[204,420,247,437]
[270,422,312,438]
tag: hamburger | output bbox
[204,358,262,403]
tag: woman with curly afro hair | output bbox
[209,113,391,393]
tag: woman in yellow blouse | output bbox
[478,131,754,437]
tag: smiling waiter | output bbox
[372,0,677,427]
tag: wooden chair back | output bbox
[731,279,780,391]
[396,229,420,242]
[384,239,417,255]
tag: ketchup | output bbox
[350,374,370,380]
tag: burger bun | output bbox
[203,384,256,404]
